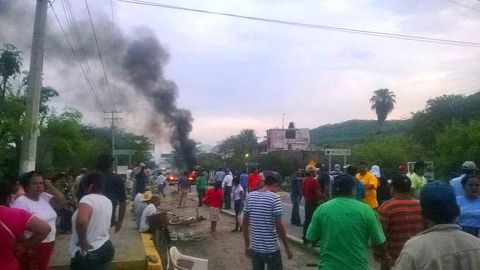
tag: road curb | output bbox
[220,209,319,255]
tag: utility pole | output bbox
[104,110,122,172]
[19,0,48,173]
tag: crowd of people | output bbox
[0,154,128,269]
[2,156,480,270]
[287,160,480,270]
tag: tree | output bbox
[351,134,423,178]
[370,89,396,132]
[435,120,480,177]
[213,129,259,172]
[0,44,22,106]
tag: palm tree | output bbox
[370,88,396,132]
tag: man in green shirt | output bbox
[196,171,207,207]
[407,161,426,198]
[307,174,388,270]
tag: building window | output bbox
[288,144,292,150]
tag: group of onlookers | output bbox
[287,159,480,270]
[0,153,127,270]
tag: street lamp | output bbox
[245,153,250,173]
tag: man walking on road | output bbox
[290,170,303,226]
[248,168,261,192]
[156,172,166,198]
[307,174,388,270]
[177,172,191,208]
[302,166,323,245]
[240,170,248,199]
[214,168,225,184]
[222,170,233,209]
[243,170,293,270]
[196,171,207,207]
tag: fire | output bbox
[307,160,317,167]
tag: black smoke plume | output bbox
[121,33,197,170]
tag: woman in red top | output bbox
[0,180,51,270]
[203,181,224,233]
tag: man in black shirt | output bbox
[97,154,127,233]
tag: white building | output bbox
[266,122,310,152]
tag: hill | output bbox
[310,119,411,146]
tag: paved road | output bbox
[192,186,380,269]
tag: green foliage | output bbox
[351,134,423,178]
[213,129,258,172]
[0,44,22,105]
[310,119,410,146]
[36,110,154,175]
[257,151,313,177]
[410,93,480,150]
[435,120,480,177]
[196,152,223,171]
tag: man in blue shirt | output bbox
[451,161,477,197]
[214,168,225,184]
[240,171,248,199]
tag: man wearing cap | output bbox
[450,161,478,197]
[302,166,323,245]
[407,161,427,198]
[394,182,480,269]
[139,194,161,232]
[307,174,388,270]
[243,170,293,269]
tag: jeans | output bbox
[223,186,232,209]
[290,193,301,225]
[178,191,188,208]
[251,250,282,270]
[71,240,115,270]
[197,188,206,206]
[303,201,318,242]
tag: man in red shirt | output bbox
[378,175,424,269]
[248,168,261,192]
[302,166,323,245]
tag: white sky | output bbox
[2,0,480,153]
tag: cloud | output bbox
[2,0,480,150]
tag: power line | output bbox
[117,0,480,48]
[446,0,480,13]
[49,1,106,111]
[85,0,117,111]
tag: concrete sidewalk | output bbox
[50,204,146,270]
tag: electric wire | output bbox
[49,1,106,111]
[85,0,117,112]
[117,0,480,48]
[446,0,480,13]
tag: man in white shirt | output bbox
[156,173,166,198]
[139,194,161,232]
[222,170,234,209]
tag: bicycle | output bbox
[167,207,205,225]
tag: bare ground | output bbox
[161,186,319,270]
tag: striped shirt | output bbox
[244,190,282,253]
[378,195,424,261]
